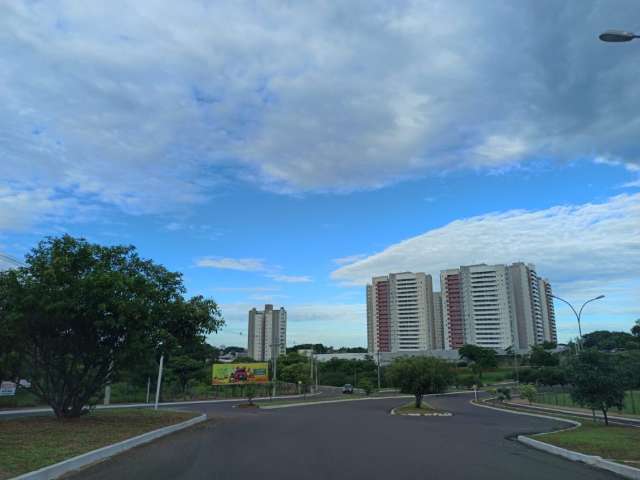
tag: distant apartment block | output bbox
[368,263,557,353]
[248,304,287,361]
[366,272,439,353]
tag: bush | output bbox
[496,387,511,401]
[358,378,374,395]
[520,384,537,404]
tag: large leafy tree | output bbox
[0,235,223,418]
[386,356,454,408]
[568,350,625,425]
[529,345,559,367]
[582,330,639,351]
[459,344,498,379]
[632,320,640,338]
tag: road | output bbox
[67,393,617,480]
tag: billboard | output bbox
[212,362,269,385]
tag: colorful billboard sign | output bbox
[212,362,269,385]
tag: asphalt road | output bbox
[67,393,618,480]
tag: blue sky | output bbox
[1,1,639,348]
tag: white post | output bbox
[473,384,478,402]
[315,360,318,392]
[146,376,151,404]
[154,354,164,410]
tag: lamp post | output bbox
[551,294,605,351]
[599,30,639,42]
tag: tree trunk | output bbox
[415,393,422,409]
[601,405,609,426]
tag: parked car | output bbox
[342,384,354,394]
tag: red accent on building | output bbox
[445,273,465,349]
[375,280,391,352]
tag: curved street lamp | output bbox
[599,30,639,42]
[551,294,605,352]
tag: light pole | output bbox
[376,351,381,390]
[599,30,639,42]
[551,294,605,351]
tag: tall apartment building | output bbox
[247,304,287,361]
[460,264,515,350]
[440,262,557,351]
[366,272,438,353]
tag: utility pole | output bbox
[272,354,277,398]
[376,350,381,389]
[315,360,318,391]
[154,354,164,410]
[146,376,151,404]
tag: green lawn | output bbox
[538,420,640,464]
[535,390,640,416]
[0,408,199,480]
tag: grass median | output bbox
[0,408,199,480]
[480,399,640,466]
[394,401,449,415]
[537,420,640,465]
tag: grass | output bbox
[538,420,640,464]
[0,389,43,409]
[0,408,198,480]
[480,398,640,466]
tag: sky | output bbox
[1,1,639,348]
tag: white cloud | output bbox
[195,257,265,272]
[332,193,640,289]
[332,254,368,266]
[266,274,313,283]
[2,0,640,220]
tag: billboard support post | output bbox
[154,354,164,410]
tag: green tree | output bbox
[0,235,223,418]
[168,355,203,394]
[520,384,537,404]
[582,330,638,351]
[459,344,498,379]
[529,345,559,367]
[386,356,454,408]
[568,350,625,425]
[632,320,640,338]
[357,377,374,395]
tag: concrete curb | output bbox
[261,395,414,409]
[472,400,640,479]
[503,400,640,427]
[390,407,452,417]
[9,413,208,480]
[0,393,321,417]
[517,436,640,480]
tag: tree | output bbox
[386,357,454,408]
[582,330,639,351]
[568,350,625,425]
[358,377,374,395]
[520,384,537,404]
[0,235,224,418]
[459,344,498,379]
[632,320,640,338]
[168,355,203,394]
[529,345,559,367]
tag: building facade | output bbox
[248,304,287,361]
[371,262,557,354]
[366,272,439,353]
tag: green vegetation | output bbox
[582,330,640,351]
[537,420,640,463]
[0,235,223,418]
[534,390,640,416]
[0,408,199,480]
[568,350,626,425]
[459,344,498,379]
[520,384,537,404]
[386,356,454,408]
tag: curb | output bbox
[9,413,208,480]
[0,393,321,418]
[517,436,640,480]
[471,400,640,479]
[390,407,452,417]
[260,395,413,409]
[503,401,640,427]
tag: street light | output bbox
[551,294,605,351]
[599,30,639,42]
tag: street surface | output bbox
[66,393,618,480]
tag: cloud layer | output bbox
[2,1,640,229]
[331,193,640,291]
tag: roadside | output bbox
[508,397,640,423]
[0,408,200,480]
[474,397,640,470]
